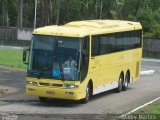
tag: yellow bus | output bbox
[23,20,142,103]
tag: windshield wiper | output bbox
[42,66,50,70]
[32,71,43,79]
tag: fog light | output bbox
[27,81,38,86]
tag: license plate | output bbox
[46,91,55,95]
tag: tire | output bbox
[116,74,123,93]
[123,73,129,91]
[81,84,91,104]
[39,97,48,102]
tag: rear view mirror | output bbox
[23,49,29,64]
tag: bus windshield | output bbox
[28,35,89,81]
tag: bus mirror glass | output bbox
[23,49,29,64]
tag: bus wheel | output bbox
[116,74,123,93]
[123,73,129,91]
[39,97,48,102]
[81,84,91,104]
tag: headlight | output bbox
[27,81,38,86]
[64,83,79,89]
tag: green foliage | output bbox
[23,0,35,28]
[137,9,155,32]
[0,0,160,37]
[134,100,160,115]
[135,8,160,37]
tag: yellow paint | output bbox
[32,20,142,37]
[26,20,142,100]
[26,77,87,100]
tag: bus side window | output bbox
[91,36,100,56]
[100,35,109,54]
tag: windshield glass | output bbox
[28,35,89,81]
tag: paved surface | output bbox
[0,60,160,120]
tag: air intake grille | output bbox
[39,82,63,87]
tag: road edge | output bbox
[121,96,160,118]
[142,58,160,62]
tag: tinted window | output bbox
[91,30,142,56]
[123,32,132,49]
[116,33,124,51]
[132,31,141,48]
[91,36,100,56]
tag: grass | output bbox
[0,49,27,70]
[130,100,160,120]
[135,100,160,114]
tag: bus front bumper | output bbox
[26,85,85,100]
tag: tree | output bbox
[0,0,160,37]
[56,0,61,25]
[17,0,23,27]
[1,0,9,26]
[134,0,141,17]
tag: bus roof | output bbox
[33,20,142,37]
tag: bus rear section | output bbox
[90,30,142,94]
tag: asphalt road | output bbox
[0,60,160,120]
